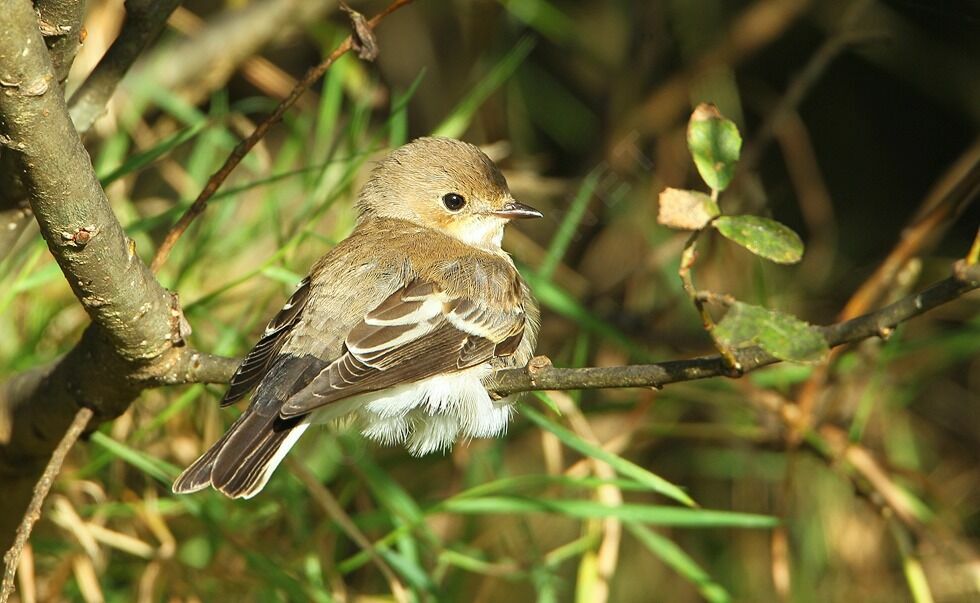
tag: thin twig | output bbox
[0,407,93,603]
[149,0,416,272]
[489,262,979,397]
[678,229,742,372]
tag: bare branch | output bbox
[0,0,176,354]
[34,0,85,88]
[150,0,417,271]
[0,0,235,558]
[68,0,183,135]
[489,263,979,397]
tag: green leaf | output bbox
[98,122,206,187]
[441,496,778,528]
[714,302,829,363]
[539,167,601,279]
[626,523,732,603]
[524,404,696,507]
[657,187,720,230]
[713,215,804,264]
[89,432,179,484]
[686,103,742,191]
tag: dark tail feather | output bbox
[209,411,309,499]
[172,411,251,494]
[172,409,308,499]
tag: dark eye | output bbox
[442,193,466,211]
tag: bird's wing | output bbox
[280,279,525,417]
[220,277,311,407]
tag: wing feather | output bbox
[221,278,311,407]
[280,279,525,417]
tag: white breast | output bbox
[309,364,514,456]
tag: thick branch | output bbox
[0,0,176,357]
[68,0,183,135]
[489,263,979,397]
[0,0,235,557]
[35,0,85,88]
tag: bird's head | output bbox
[357,137,542,249]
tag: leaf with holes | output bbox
[714,302,828,363]
[713,215,804,264]
[686,104,742,191]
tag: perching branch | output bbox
[489,262,979,397]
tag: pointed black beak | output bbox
[493,200,543,220]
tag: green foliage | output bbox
[713,215,804,265]
[686,103,742,192]
[525,403,696,507]
[714,301,829,363]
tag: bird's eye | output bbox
[442,193,466,212]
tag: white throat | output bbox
[450,217,506,250]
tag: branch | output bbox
[0,0,236,557]
[150,0,416,271]
[34,0,85,88]
[68,0,183,135]
[0,0,178,355]
[489,263,979,397]
[0,0,421,568]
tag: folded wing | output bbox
[280,279,525,417]
[220,277,311,407]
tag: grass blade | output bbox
[523,404,696,507]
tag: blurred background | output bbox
[1,0,978,601]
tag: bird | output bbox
[173,137,541,499]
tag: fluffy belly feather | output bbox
[312,364,513,456]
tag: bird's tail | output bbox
[172,408,309,499]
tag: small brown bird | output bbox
[173,137,541,499]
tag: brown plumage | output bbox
[173,137,540,499]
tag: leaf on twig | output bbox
[713,215,804,264]
[686,103,742,192]
[340,2,379,61]
[714,302,828,364]
[657,187,720,230]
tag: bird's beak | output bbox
[493,200,543,220]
